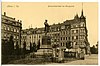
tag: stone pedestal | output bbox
[35,35,52,56]
[40,36,52,48]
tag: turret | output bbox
[80,9,86,22]
[74,13,79,19]
[74,13,80,21]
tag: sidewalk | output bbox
[85,54,90,58]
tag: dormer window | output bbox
[61,25,65,29]
[80,22,85,27]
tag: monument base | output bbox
[35,48,52,56]
[35,35,52,57]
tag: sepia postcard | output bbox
[1,2,98,65]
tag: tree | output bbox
[15,41,20,56]
[2,39,9,64]
[90,45,96,54]
[23,41,26,54]
[37,40,40,50]
[8,35,14,55]
[96,42,98,54]
[33,42,37,52]
[30,42,32,52]
[66,41,72,51]
[2,39,10,56]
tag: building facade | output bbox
[21,28,44,50]
[1,12,22,49]
[21,10,90,54]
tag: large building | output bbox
[1,12,22,49]
[21,10,90,54]
[21,27,45,50]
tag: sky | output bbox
[2,2,98,47]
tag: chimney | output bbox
[4,12,6,16]
[20,20,22,22]
[13,18,15,20]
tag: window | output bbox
[83,29,85,33]
[56,27,58,31]
[57,39,59,41]
[76,25,78,27]
[14,29,16,32]
[80,36,84,39]
[61,37,62,40]
[39,36,40,38]
[54,39,56,42]
[74,36,76,39]
[3,26,5,30]
[66,42,67,45]
[63,37,65,40]
[55,34,57,36]
[17,29,19,32]
[82,36,84,39]
[76,36,78,39]
[60,31,62,35]
[81,24,83,27]
[80,29,85,33]
[72,36,74,40]
[75,42,77,45]
[34,36,36,38]
[66,37,67,40]
[83,24,85,27]
[4,34,6,38]
[13,28,14,32]
[54,28,56,31]
[17,36,19,39]
[76,30,78,33]
[58,34,59,36]
[73,42,76,45]
[8,27,10,31]
[66,26,69,29]
[61,43,62,46]
[63,31,65,35]
[11,27,13,31]
[69,37,70,40]
[58,28,60,31]
[71,25,73,28]
[14,35,16,39]
[66,31,68,34]
[80,23,85,27]
[66,31,67,34]
[63,42,65,46]
[2,25,4,29]
[61,25,65,29]
[73,25,76,28]
[72,30,74,33]
[56,54,59,57]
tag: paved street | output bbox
[7,54,98,65]
[48,54,98,65]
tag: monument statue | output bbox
[35,20,52,57]
[44,20,50,35]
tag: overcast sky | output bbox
[2,2,98,47]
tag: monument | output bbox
[35,20,52,57]
[41,20,51,48]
